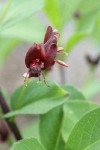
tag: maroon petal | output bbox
[44,26,53,44]
[44,44,57,69]
[44,29,60,52]
[25,43,42,68]
[46,43,57,58]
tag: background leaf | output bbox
[0,0,45,66]
[65,0,100,53]
[64,32,87,53]
[0,0,45,28]
[66,107,100,150]
[44,0,61,29]
[44,0,82,29]
[77,0,100,32]
[10,138,45,150]
[78,0,100,15]
[83,80,100,99]
[77,12,98,33]
[0,17,45,43]
[0,38,19,66]
[0,3,4,13]
[65,12,99,53]
[92,13,100,42]
[40,106,65,150]
[57,0,82,26]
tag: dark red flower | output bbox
[23,26,68,85]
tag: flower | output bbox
[23,26,68,86]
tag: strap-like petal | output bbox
[44,26,53,43]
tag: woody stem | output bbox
[0,89,22,141]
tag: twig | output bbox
[0,89,22,141]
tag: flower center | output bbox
[31,59,44,70]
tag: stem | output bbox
[0,89,22,141]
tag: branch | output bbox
[0,89,22,141]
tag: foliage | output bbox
[2,82,100,150]
[0,0,100,150]
[11,138,46,150]
[0,0,45,66]
[66,107,100,150]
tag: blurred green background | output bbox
[0,0,100,97]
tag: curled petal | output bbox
[44,44,57,69]
[44,27,60,51]
[44,26,53,43]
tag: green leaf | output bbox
[64,32,87,53]
[0,38,19,66]
[77,12,98,33]
[11,81,68,110]
[44,0,61,29]
[5,81,68,117]
[92,13,100,41]
[83,80,100,99]
[0,0,45,66]
[1,0,45,28]
[64,17,97,53]
[0,0,45,44]
[10,138,45,150]
[85,140,100,150]
[65,12,98,53]
[62,101,98,142]
[74,3,99,44]
[44,0,82,29]
[78,0,100,15]
[40,106,65,150]
[65,107,100,150]
[67,1,100,53]
[57,0,82,26]
[61,85,86,100]
[0,3,4,13]
[0,17,45,43]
